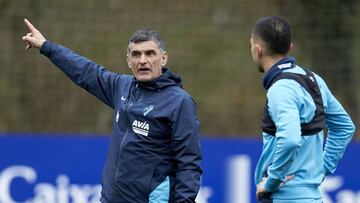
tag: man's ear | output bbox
[289,42,293,52]
[127,55,132,68]
[255,44,263,59]
[161,51,168,67]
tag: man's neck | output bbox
[262,55,287,73]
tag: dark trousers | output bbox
[258,192,272,203]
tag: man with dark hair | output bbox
[250,16,355,202]
[22,19,202,203]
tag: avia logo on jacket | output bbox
[132,120,149,136]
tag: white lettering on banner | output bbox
[0,165,211,203]
[3,163,359,203]
[321,176,343,203]
[223,155,360,203]
[321,176,360,203]
[195,187,213,203]
[336,190,360,203]
[0,165,36,203]
[227,155,251,203]
[0,165,101,203]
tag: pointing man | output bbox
[23,19,202,203]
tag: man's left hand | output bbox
[256,177,268,201]
[256,175,295,201]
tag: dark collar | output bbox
[262,56,296,90]
[133,68,182,91]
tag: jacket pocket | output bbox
[112,158,158,202]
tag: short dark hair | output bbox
[252,16,291,55]
[128,29,166,52]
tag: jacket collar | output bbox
[262,56,296,90]
[133,68,183,91]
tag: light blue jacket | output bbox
[255,63,355,200]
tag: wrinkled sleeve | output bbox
[40,41,123,108]
[264,81,302,192]
[320,78,355,176]
[170,96,202,203]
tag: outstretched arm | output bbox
[22,18,46,49]
[21,18,126,108]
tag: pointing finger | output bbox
[24,18,37,32]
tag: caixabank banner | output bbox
[0,134,359,203]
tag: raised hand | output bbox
[22,18,46,50]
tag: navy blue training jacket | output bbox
[40,41,202,203]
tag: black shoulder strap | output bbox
[272,69,321,99]
[262,69,325,136]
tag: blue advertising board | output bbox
[0,133,359,203]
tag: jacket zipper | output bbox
[111,85,133,196]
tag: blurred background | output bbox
[2,0,359,138]
[1,1,360,203]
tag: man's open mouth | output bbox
[138,67,151,72]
